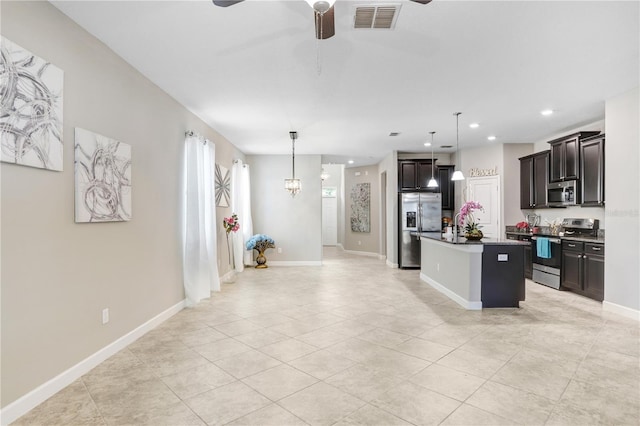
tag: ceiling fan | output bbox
[212,0,432,40]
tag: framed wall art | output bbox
[350,182,370,233]
[74,128,131,223]
[1,37,64,171]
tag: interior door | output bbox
[466,176,500,238]
[322,194,338,246]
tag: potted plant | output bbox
[459,201,484,240]
[246,234,275,269]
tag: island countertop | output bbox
[414,232,530,246]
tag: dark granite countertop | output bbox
[504,230,605,244]
[417,232,530,246]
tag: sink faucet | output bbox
[453,212,461,236]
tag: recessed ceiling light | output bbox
[541,109,554,116]
[348,160,354,164]
[487,136,496,141]
[424,142,431,147]
[469,123,479,129]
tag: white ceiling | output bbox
[50,0,639,167]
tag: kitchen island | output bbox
[418,232,529,309]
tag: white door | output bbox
[467,176,500,238]
[322,196,338,246]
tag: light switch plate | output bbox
[498,254,508,262]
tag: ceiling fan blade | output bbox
[212,0,244,7]
[409,0,433,4]
[314,6,335,40]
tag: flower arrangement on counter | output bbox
[459,201,484,240]
[516,221,529,232]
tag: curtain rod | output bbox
[185,130,210,145]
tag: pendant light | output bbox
[427,131,438,188]
[451,112,465,181]
[284,131,301,197]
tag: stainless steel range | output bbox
[531,218,599,289]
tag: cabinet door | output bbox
[564,137,579,180]
[561,250,582,291]
[581,137,605,206]
[523,244,533,279]
[583,254,604,301]
[533,153,548,208]
[520,157,533,209]
[549,142,564,182]
[437,165,455,210]
[399,161,417,191]
[417,161,434,190]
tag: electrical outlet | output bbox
[277,247,282,254]
[102,308,109,324]
[437,263,440,271]
[358,241,361,245]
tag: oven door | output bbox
[532,236,562,269]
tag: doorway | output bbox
[380,171,387,260]
[466,176,501,238]
[322,189,338,246]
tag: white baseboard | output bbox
[378,254,386,261]
[267,261,323,266]
[0,300,185,426]
[603,300,640,322]
[386,259,399,268]
[336,243,345,251]
[420,272,482,310]
[342,249,379,257]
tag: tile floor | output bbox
[13,248,640,425]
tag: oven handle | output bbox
[531,236,561,244]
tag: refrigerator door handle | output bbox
[417,203,422,240]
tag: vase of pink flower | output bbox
[459,201,484,240]
[222,214,240,274]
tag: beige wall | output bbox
[503,143,534,230]
[246,155,322,263]
[344,165,380,254]
[604,87,639,312]
[1,1,243,407]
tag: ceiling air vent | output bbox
[353,4,401,30]
[440,145,453,149]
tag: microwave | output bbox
[548,180,580,207]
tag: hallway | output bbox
[14,248,640,425]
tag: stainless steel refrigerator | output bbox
[399,192,442,268]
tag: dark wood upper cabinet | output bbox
[398,160,436,192]
[580,134,605,206]
[519,151,549,209]
[548,131,599,182]
[398,160,455,210]
[436,165,455,211]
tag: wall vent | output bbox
[353,4,401,30]
[440,145,453,149]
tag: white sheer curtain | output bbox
[231,160,253,270]
[182,132,220,306]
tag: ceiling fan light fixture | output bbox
[305,0,336,14]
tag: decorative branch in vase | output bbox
[222,213,240,281]
[459,201,484,240]
[246,234,275,269]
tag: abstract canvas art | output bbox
[215,163,230,207]
[0,37,64,171]
[74,128,131,223]
[350,183,370,233]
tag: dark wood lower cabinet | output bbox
[561,241,604,301]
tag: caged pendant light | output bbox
[284,131,301,197]
[427,131,438,188]
[451,112,465,181]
